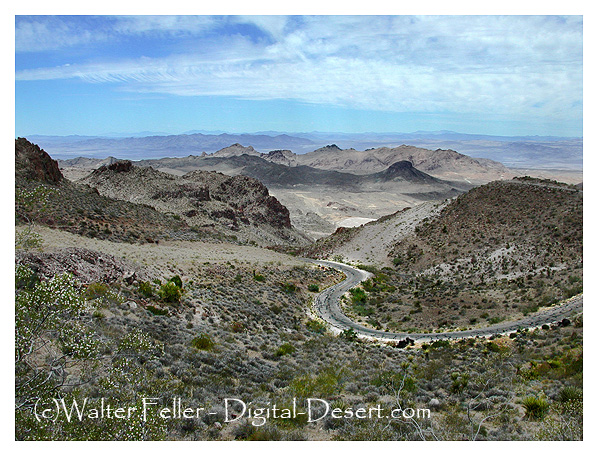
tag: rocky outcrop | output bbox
[81,162,305,245]
[16,247,146,284]
[212,143,260,158]
[15,138,63,184]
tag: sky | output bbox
[15,14,584,137]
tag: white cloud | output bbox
[15,15,582,122]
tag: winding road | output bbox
[310,259,583,344]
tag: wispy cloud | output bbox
[15,15,582,121]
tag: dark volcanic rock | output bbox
[213,175,292,229]
[94,160,134,174]
[15,138,63,184]
[372,160,439,183]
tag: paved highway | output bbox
[310,259,583,344]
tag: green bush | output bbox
[84,282,109,299]
[146,305,168,316]
[558,386,583,403]
[308,284,320,292]
[431,340,450,348]
[275,343,296,357]
[522,396,550,420]
[349,287,367,305]
[289,365,348,399]
[306,319,326,334]
[281,283,297,293]
[339,328,358,342]
[137,281,155,298]
[190,333,214,351]
[169,275,183,288]
[158,281,182,303]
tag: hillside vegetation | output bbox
[325,178,582,333]
[15,139,583,441]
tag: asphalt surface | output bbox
[310,259,583,343]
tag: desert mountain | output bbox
[79,160,310,246]
[161,142,510,184]
[308,176,582,272]
[16,138,193,244]
[388,177,582,278]
[290,144,511,183]
[133,152,464,191]
[59,144,474,239]
[211,143,262,158]
[30,132,318,159]
[17,138,308,247]
[130,153,468,239]
[59,141,506,184]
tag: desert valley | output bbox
[15,134,583,440]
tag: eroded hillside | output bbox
[309,178,582,334]
[79,160,310,247]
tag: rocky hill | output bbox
[16,138,194,244]
[134,152,467,193]
[301,177,582,333]
[17,138,308,246]
[15,137,63,184]
[80,160,310,246]
[300,201,447,265]
[389,177,582,277]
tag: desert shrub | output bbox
[339,328,358,342]
[253,273,265,282]
[371,370,416,393]
[431,340,450,349]
[84,282,110,299]
[281,283,297,293]
[190,333,215,351]
[563,284,583,298]
[308,284,320,292]
[290,365,348,399]
[158,281,182,303]
[275,343,296,357]
[449,372,470,393]
[15,266,97,410]
[523,396,550,420]
[306,319,327,334]
[349,287,367,305]
[558,386,583,403]
[536,401,583,440]
[137,281,155,298]
[146,305,168,316]
[169,275,183,288]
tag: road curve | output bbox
[310,259,583,344]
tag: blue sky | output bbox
[15,15,584,137]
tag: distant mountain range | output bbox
[59,142,507,185]
[28,129,582,170]
[58,142,485,239]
